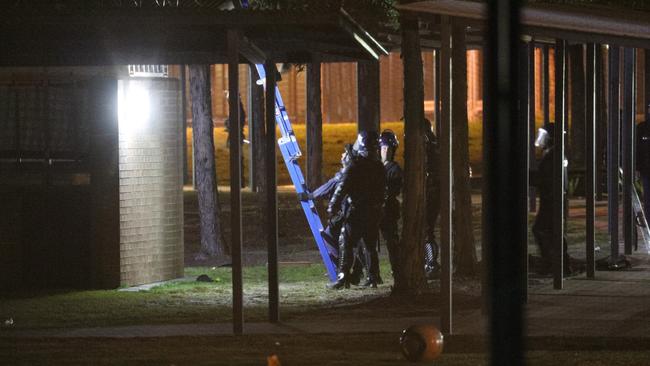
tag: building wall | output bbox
[118,78,184,286]
[197,51,485,126]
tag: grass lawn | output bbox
[0,192,611,332]
[0,259,402,331]
[187,121,484,186]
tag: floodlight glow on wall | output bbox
[118,83,151,136]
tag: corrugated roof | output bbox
[397,0,650,47]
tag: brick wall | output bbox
[118,78,184,286]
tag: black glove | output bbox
[297,191,312,202]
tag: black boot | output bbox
[329,240,352,290]
[328,273,350,289]
[360,277,377,288]
[360,274,382,288]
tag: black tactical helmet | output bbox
[353,130,380,157]
[534,122,555,149]
[379,129,399,149]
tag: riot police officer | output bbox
[379,129,403,276]
[532,123,571,275]
[637,103,650,216]
[299,144,364,284]
[328,131,386,289]
[423,119,441,278]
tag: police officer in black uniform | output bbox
[299,144,364,283]
[532,123,571,275]
[637,103,650,217]
[379,130,403,276]
[328,131,386,289]
[423,119,441,277]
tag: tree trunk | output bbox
[451,22,477,276]
[570,44,586,169]
[189,64,227,259]
[393,16,427,295]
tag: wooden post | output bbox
[228,30,244,335]
[518,40,531,302]
[307,59,323,190]
[485,1,524,363]
[265,60,279,324]
[529,44,537,213]
[596,46,606,201]
[553,39,567,290]
[585,43,597,279]
[646,50,650,121]
[608,46,620,265]
[357,60,380,133]
[440,15,453,335]
[622,48,636,255]
[250,64,266,193]
[451,21,477,277]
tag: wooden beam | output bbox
[529,43,537,213]
[484,1,524,363]
[306,59,323,190]
[265,60,280,324]
[228,29,244,335]
[440,14,453,335]
[553,38,567,290]
[622,48,636,255]
[608,46,621,264]
[357,60,380,133]
[596,45,606,201]
[585,43,596,279]
[518,40,531,302]
[239,35,266,64]
[646,50,650,121]
[250,65,266,193]
[434,49,442,138]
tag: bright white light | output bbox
[118,83,151,136]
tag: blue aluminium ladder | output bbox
[253,65,338,281]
